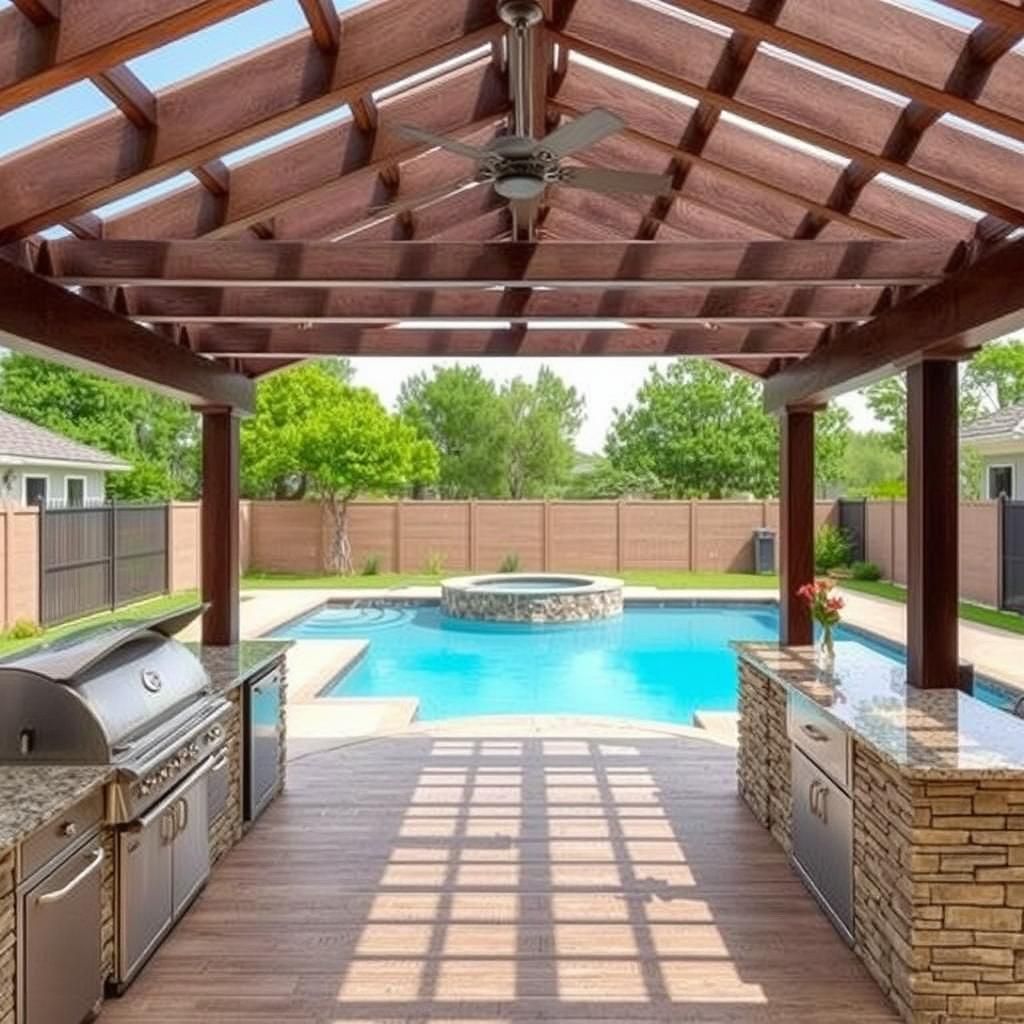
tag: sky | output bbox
[0,0,993,451]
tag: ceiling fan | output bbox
[386,0,673,237]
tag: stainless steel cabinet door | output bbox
[248,671,282,819]
[172,769,211,916]
[118,807,174,983]
[23,842,104,1024]
[792,746,854,938]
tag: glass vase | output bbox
[816,625,835,673]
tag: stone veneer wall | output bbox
[854,744,1024,1024]
[441,585,623,624]
[737,663,793,853]
[101,827,115,981]
[0,848,13,1024]
[209,687,244,865]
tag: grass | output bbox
[241,570,780,590]
[841,578,1024,637]
[0,591,200,658]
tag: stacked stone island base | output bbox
[736,643,1024,1024]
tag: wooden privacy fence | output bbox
[38,502,169,625]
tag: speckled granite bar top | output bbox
[187,639,293,695]
[735,641,1024,780]
[0,765,112,852]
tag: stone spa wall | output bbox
[441,577,624,624]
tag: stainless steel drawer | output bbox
[19,787,104,882]
[792,746,854,942]
[788,691,850,791]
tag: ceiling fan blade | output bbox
[368,179,479,219]
[536,108,624,158]
[559,166,674,195]
[394,124,491,162]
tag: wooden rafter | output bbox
[0,256,253,409]
[553,32,1024,230]
[763,238,1024,409]
[0,1,503,240]
[297,0,341,52]
[0,0,266,112]
[184,323,824,359]
[40,239,962,288]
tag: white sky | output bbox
[347,358,879,454]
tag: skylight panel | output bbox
[630,0,731,39]
[127,0,308,90]
[373,46,494,102]
[881,0,978,32]
[757,43,907,106]
[569,52,699,110]
[938,114,1024,156]
[394,321,513,330]
[719,111,849,167]
[221,106,351,166]
[93,174,197,219]
[0,82,114,159]
[874,172,985,221]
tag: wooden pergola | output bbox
[2,0,1023,688]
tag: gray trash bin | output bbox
[753,528,776,574]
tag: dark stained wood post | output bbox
[200,407,240,646]
[906,359,960,689]
[779,407,815,646]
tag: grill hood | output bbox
[0,606,208,765]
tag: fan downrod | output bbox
[498,0,544,28]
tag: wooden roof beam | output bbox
[0,256,253,409]
[119,283,883,325]
[0,1,503,240]
[553,32,1024,229]
[188,323,824,359]
[297,0,341,52]
[41,238,963,288]
[763,238,1024,409]
[656,0,1024,145]
[0,0,266,112]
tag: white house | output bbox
[961,403,1024,500]
[0,410,130,506]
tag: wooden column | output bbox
[780,408,815,646]
[201,407,240,645]
[906,359,960,690]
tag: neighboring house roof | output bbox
[960,404,1024,446]
[0,410,130,470]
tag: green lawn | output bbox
[841,578,1024,637]
[0,591,200,658]
[241,570,779,590]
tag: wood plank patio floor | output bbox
[101,718,899,1023]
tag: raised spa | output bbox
[441,572,624,623]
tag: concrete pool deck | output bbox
[177,585,1024,751]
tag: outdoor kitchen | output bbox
[0,606,290,1024]
[736,642,1024,1024]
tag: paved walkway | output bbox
[100,718,898,1024]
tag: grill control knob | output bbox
[60,822,77,838]
[210,725,224,740]
[189,742,200,756]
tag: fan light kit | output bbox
[386,0,674,238]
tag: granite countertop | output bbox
[0,765,113,852]
[187,639,293,695]
[735,641,1024,779]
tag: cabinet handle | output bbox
[37,848,104,905]
[817,784,829,825]
[801,723,830,743]
[809,780,819,817]
[175,797,189,835]
[160,809,175,843]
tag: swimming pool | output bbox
[271,600,1018,724]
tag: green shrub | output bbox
[361,553,381,576]
[851,560,882,581]
[499,552,520,573]
[6,618,43,640]
[814,524,852,572]
[424,550,445,575]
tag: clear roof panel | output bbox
[0,82,115,159]
[93,173,198,219]
[221,106,352,166]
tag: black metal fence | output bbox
[39,502,170,626]
[837,498,867,564]
[1002,500,1024,615]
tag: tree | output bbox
[398,366,507,498]
[562,455,660,499]
[241,361,352,499]
[0,353,199,500]
[301,385,438,573]
[499,367,584,498]
[840,432,906,498]
[815,404,852,496]
[605,360,847,498]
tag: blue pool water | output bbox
[269,601,1019,724]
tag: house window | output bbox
[988,465,1014,500]
[65,477,85,507]
[24,475,48,506]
